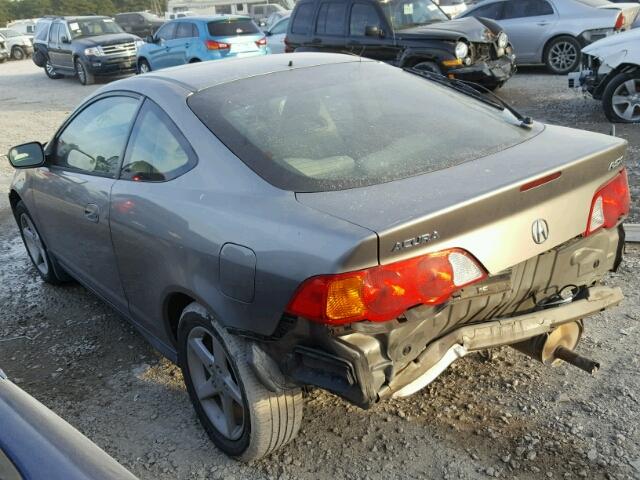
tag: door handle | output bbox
[537,22,550,26]
[185,42,190,48]
[84,203,99,223]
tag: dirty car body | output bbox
[7,54,630,458]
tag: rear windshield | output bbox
[188,61,539,192]
[207,19,259,36]
[573,0,610,6]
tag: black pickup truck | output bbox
[32,16,141,85]
[285,0,516,89]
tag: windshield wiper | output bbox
[405,67,533,128]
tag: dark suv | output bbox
[32,16,141,85]
[114,12,165,38]
[285,0,516,89]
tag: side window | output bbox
[135,14,145,25]
[191,23,199,37]
[49,23,60,43]
[291,3,315,34]
[504,0,553,19]
[316,3,347,35]
[57,24,68,43]
[121,101,197,182]
[349,3,381,36]
[51,96,139,177]
[156,22,177,40]
[271,17,289,35]
[176,22,194,38]
[471,2,505,19]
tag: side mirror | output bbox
[7,142,45,169]
[265,30,272,37]
[60,35,70,44]
[145,35,154,43]
[364,25,383,38]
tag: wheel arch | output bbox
[188,57,201,63]
[163,290,202,347]
[9,189,22,218]
[540,33,579,63]
[595,63,640,99]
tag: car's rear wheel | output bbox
[544,36,580,75]
[178,303,303,461]
[11,46,26,60]
[15,201,68,284]
[75,58,95,85]
[138,58,151,74]
[603,72,640,123]
[44,59,63,79]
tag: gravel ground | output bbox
[0,60,639,480]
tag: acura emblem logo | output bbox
[531,219,549,244]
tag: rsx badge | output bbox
[391,231,439,252]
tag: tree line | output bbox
[1,0,168,27]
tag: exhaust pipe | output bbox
[511,321,600,375]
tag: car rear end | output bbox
[0,36,8,62]
[188,58,629,408]
[203,16,267,60]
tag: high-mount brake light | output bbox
[286,248,486,325]
[585,169,630,236]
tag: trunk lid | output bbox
[296,125,626,275]
[597,3,640,28]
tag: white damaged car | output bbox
[568,28,640,123]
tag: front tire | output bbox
[15,201,68,284]
[138,58,151,74]
[75,58,95,85]
[544,36,580,75]
[178,303,303,461]
[11,46,26,60]
[602,72,640,123]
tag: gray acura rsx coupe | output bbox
[7,53,630,461]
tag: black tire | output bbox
[544,36,580,75]
[75,58,95,85]
[14,201,69,284]
[11,46,26,61]
[32,49,46,67]
[138,58,151,74]
[602,71,640,124]
[44,59,63,79]
[178,303,303,461]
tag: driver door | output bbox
[31,94,141,313]
[148,22,177,70]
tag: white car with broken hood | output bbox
[568,28,640,123]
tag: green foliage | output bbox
[0,0,167,26]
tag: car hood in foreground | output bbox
[73,33,140,47]
[395,16,501,43]
[296,125,626,274]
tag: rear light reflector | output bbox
[286,248,487,325]
[256,37,267,47]
[614,13,625,30]
[206,40,230,50]
[520,171,562,192]
[585,169,630,236]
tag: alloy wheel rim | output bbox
[139,62,149,73]
[20,214,49,275]
[186,326,245,441]
[45,61,55,75]
[77,62,86,83]
[549,42,577,72]
[612,79,640,122]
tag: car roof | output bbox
[174,14,252,22]
[129,53,371,92]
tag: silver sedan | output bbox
[460,0,639,74]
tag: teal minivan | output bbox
[136,15,268,72]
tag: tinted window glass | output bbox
[208,19,259,36]
[176,22,196,37]
[35,20,51,42]
[470,2,504,19]
[52,97,139,177]
[57,24,68,43]
[188,62,539,192]
[503,0,553,18]
[291,3,315,34]
[48,23,60,43]
[156,22,177,40]
[316,3,347,35]
[270,17,289,34]
[380,0,448,30]
[121,101,196,182]
[350,4,382,36]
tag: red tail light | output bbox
[286,248,487,325]
[614,12,625,30]
[206,40,230,50]
[256,37,267,47]
[585,169,630,236]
